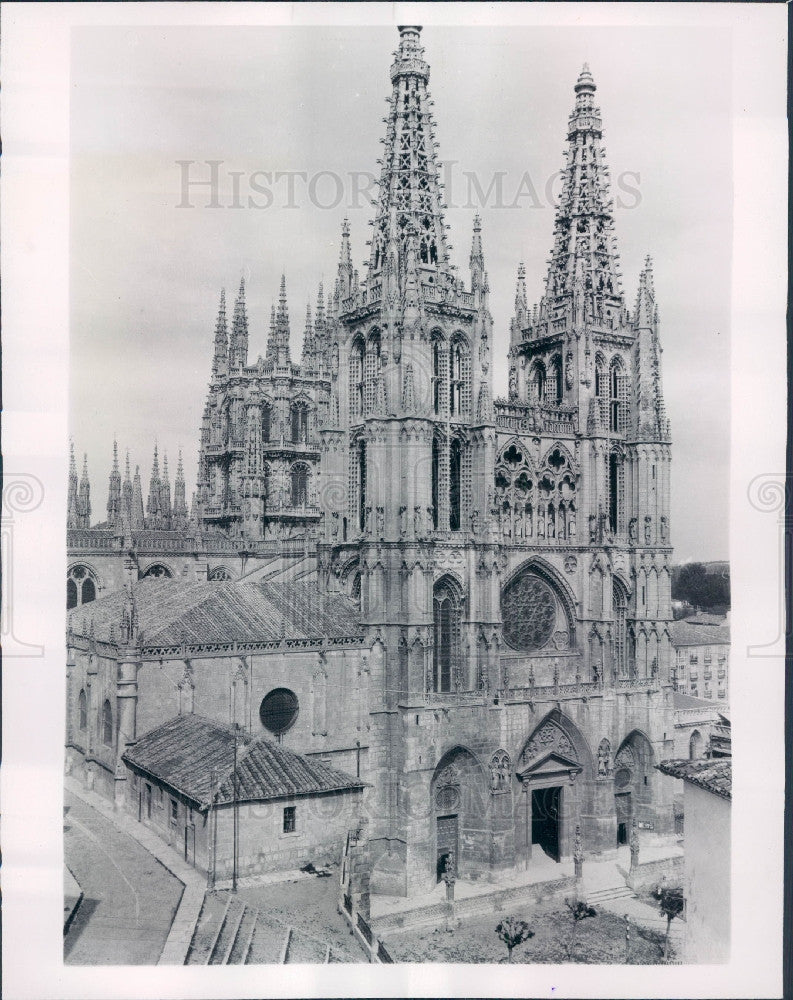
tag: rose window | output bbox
[502,573,557,651]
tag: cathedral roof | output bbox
[669,621,730,647]
[123,713,365,810]
[656,758,732,800]
[67,578,363,648]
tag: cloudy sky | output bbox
[70,22,732,562]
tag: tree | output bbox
[653,883,684,961]
[564,899,597,961]
[495,917,534,963]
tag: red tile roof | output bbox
[122,714,365,810]
[656,758,732,799]
[67,578,363,648]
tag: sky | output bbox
[70,23,732,562]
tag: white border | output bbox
[1,3,787,998]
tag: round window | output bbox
[501,572,557,651]
[259,688,299,735]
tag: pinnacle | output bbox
[575,62,596,93]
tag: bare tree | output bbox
[564,899,597,961]
[653,884,684,961]
[495,917,534,963]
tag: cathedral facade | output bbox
[66,25,676,898]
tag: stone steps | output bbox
[587,885,635,904]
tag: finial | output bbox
[473,213,481,232]
[575,62,596,94]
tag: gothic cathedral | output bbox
[67,26,675,897]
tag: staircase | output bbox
[586,884,635,905]
[186,892,336,965]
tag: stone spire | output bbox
[131,465,145,529]
[543,64,622,312]
[313,283,328,372]
[211,288,228,378]
[77,453,91,528]
[301,302,314,370]
[121,450,133,527]
[470,213,484,289]
[173,450,189,528]
[267,275,291,366]
[515,263,528,328]
[107,439,122,530]
[367,27,451,282]
[336,218,353,302]
[67,440,79,529]
[160,452,173,527]
[633,255,669,439]
[228,278,249,371]
[146,445,163,527]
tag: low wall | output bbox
[372,874,576,935]
[627,854,684,891]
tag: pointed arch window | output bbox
[67,565,98,610]
[290,464,309,507]
[613,579,628,676]
[432,334,448,416]
[102,699,113,747]
[431,437,440,530]
[595,356,606,427]
[550,355,563,404]
[531,361,547,404]
[357,440,367,532]
[449,337,471,418]
[433,579,461,693]
[290,403,309,444]
[608,451,625,534]
[449,438,462,531]
[262,403,271,443]
[349,339,364,421]
[78,689,87,731]
[609,358,629,433]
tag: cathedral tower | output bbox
[318,25,502,895]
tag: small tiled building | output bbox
[657,758,731,962]
[122,714,366,879]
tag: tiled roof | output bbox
[122,714,366,810]
[669,620,730,647]
[673,691,721,712]
[656,758,732,799]
[67,578,363,648]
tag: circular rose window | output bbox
[502,573,557,651]
[259,688,299,735]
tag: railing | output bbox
[67,529,122,551]
[337,829,393,964]
[494,399,577,436]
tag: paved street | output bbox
[64,789,184,965]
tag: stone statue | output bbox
[644,515,652,543]
[376,505,385,538]
[628,517,638,543]
[573,824,584,877]
[331,511,339,538]
[508,366,518,399]
[399,504,408,536]
[592,660,601,686]
[470,509,479,535]
[650,656,658,679]
[660,516,668,542]
[426,506,434,533]
[589,514,597,543]
[597,741,610,776]
[413,505,422,536]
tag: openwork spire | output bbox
[544,64,622,310]
[77,453,91,528]
[267,275,291,366]
[301,302,314,369]
[212,288,228,377]
[367,26,451,279]
[228,278,249,370]
[107,439,122,528]
[313,283,328,371]
[173,449,188,526]
[67,440,79,529]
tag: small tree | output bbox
[495,917,534,963]
[653,884,684,961]
[564,899,597,961]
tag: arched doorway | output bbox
[613,730,654,844]
[515,711,591,865]
[430,747,487,883]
